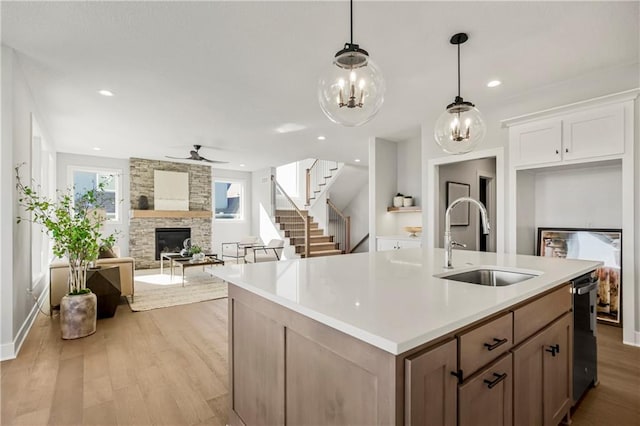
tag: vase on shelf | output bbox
[403,197,413,207]
[393,196,404,208]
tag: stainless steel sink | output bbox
[438,268,537,287]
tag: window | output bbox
[215,180,244,220]
[69,167,122,222]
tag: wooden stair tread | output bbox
[305,249,343,257]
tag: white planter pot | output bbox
[393,196,404,207]
[403,197,413,207]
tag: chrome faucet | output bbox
[444,197,490,269]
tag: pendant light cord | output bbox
[350,0,354,45]
[457,43,461,98]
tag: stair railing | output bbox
[350,233,369,253]
[306,159,339,206]
[327,198,350,254]
[272,175,310,257]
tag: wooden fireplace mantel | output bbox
[130,210,212,219]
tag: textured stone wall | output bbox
[129,217,212,269]
[129,158,211,210]
[128,158,212,269]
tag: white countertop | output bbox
[212,248,601,355]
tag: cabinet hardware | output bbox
[483,372,507,389]
[545,344,560,357]
[555,149,559,154]
[483,337,508,351]
[565,148,569,153]
[450,370,463,384]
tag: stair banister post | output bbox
[305,214,310,257]
[346,216,351,253]
[306,168,311,206]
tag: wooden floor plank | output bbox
[2,294,638,426]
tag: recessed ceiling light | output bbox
[487,80,502,88]
[98,90,114,96]
[239,164,246,167]
[354,158,361,163]
[317,136,326,141]
[92,147,101,151]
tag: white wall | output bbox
[438,158,497,251]
[343,182,369,252]
[370,137,398,244]
[1,47,56,360]
[212,168,253,254]
[56,153,131,255]
[397,135,422,205]
[534,164,622,230]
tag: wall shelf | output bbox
[130,210,212,219]
[386,206,421,213]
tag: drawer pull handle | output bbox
[484,372,508,389]
[450,370,463,384]
[484,337,508,351]
[545,344,560,357]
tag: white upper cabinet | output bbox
[510,119,562,167]
[562,104,624,161]
[509,103,625,168]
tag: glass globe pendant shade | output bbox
[318,50,385,127]
[434,102,486,155]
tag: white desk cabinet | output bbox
[376,236,422,251]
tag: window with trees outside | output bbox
[69,167,122,222]
[215,180,243,220]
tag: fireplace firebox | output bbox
[155,228,191,260]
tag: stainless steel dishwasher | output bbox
[572,271,599,404]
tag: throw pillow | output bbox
[98,246,117,259]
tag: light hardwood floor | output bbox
[1,298,639,425]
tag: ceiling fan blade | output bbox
[166,155,192,160]
[200,156,229,164]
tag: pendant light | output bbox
[318,0,385,127]
[434,33,486,154]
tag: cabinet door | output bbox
[398,239,421,249]
[513,312,572,426]
[377,239,397,251]
[562,104,624,161]
[405,339,457,426]
[543,313,572,426]
[510,119,562,167]
[458,353,513,426]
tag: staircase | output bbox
[274,209,343,258]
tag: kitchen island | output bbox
[213,248,601,426]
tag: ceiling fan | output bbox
[166,145,228,164]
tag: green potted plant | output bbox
[15,165,116,339]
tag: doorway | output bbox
[426,147,504,252]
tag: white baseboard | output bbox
[1,286,50,361]
[623,331,640,347]
[0,342,15,361]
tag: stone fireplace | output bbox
[129,158,212,269]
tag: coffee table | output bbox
[171,256,225,286]
[161,252,217,275]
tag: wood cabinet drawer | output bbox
[513,284,571,345]
[459,352,513,426]
[458,312,513,379]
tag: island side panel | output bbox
[229,297,285,426]
[228,284,397,425]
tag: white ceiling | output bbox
[2,1,638,170]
